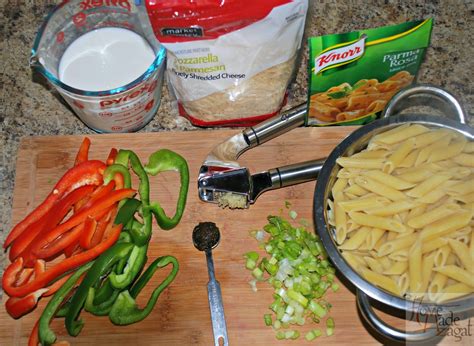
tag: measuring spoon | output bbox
[192,222,229,346]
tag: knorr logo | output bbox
[314,34,367,74]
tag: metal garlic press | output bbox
[198,104,325,208]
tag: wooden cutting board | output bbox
[1,127,468,345]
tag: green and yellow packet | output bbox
[307,19,433,126]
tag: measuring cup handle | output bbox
[356,290,437,343]
[382,84,467,124]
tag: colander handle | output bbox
[382,84,467,124]
[357,290,438,343]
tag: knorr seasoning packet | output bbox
[307,19,433,126]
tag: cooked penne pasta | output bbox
[428,138,466,163]
[352,150,389,159]
[420,211,473,241]
[383,261,408,275]
[452,153,474,167]
[365,200,416,216]
[433,266,474,287]
[349,211,406,233]
[344,184,369,197]
[428,273,448,302]
[332,178,348,196]
[331,124,473,302]
[406,174,451,198]
[378,234,417,256]
[384,138,415,173]
[365,228,385,250]
[436,283,474,303]
[407,203,460,229]
[354,176,406,201]
[421,237,448,254]
[360,267,401,295]
[408,240,423,293]
[363,170,415,190]
[339,226,369,250]
[434,245,451,267]
[400,150,421,169]
[372,124,428,146]
[420,253,436,294]
[397,273,410,296]
[415,136,451,166]
[447,239,472,273]
[336,157,384,169]
[338,195,389,212]
[364,256,384,274]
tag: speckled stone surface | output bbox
[1,1,473,276]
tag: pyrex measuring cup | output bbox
[30,0,166,133]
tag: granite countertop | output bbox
[1,1,473,273]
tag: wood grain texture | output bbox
[1,127,468,345]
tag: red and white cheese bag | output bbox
[145,0,308,127]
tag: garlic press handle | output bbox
[243,103,306,148]
[269,159,325,189]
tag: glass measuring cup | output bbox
[30,0,166,133]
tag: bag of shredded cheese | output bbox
[145,0,308,127]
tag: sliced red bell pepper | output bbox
[63,242,80,258]
[5,271,73,319]
[5,288,48,319]
[90,206,117,248]
[3,223,123,298]
[74,181,115,212]
[107,148,118,166]
[28,319,40,346]
[74,137,91,166]
[21,188,134,266]
[79,217,97,250]
[4,160,106,249]
[9,185,96,261]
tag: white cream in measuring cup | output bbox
[31,0,165,133]
[59,28,155,92]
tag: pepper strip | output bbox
[5,273,72,319]
[114,150,152,245]
[3,224,123,298]
[74,137,91,166]
[9,185,96,261]
[109,244,148,289]
[144,149,189,230]
[84,284,121,316]
[65,243,134,336]
[27,189,134,263]
[4,160,106,248]
[28,319,40,346]
[38,262,93,346]
[109,255,179,325]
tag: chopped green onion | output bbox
[252,267,264,280]
[331,283,340,292]
[287,289,308,307]
[275,331,286,340]
[246,258,257,270]
[289,210,297,220]
[326,327,334,336]
[309,301,327,318]
[245,251,259,261]
[313,329,322,337]
[264,314,273,326]
[243,213,338,340]
[326,317,335,328]
[273,320,281,330]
